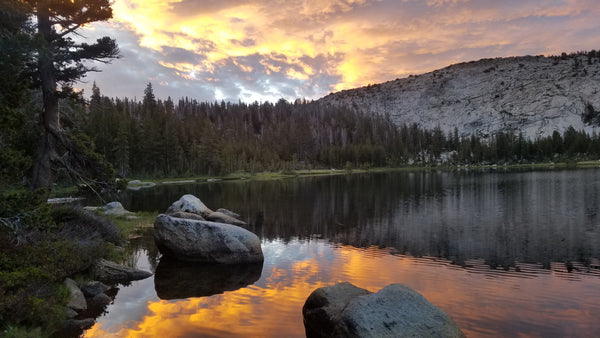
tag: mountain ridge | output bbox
[319,52,600,139]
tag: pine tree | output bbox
[24,0,119,193]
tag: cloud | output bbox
[81,0,600,102]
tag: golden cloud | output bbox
[101,0,600,98]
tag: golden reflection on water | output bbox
[85,241,600,337]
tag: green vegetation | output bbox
[105,211,158,238]
[1,1,600,334]
[0,190,124,336]
[82,84,600,181]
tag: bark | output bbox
[30,2,59,193]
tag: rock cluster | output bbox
[154,195,263,264]
[61,260,152,336]
[303,282,465,338]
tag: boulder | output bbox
[90,293,112,308]
[92,259,153,284]
[99,201,135,217]
[168,211,206,221]
[65,308,78,319]
[126,180,156,190]
[206,211,246,226]
[61,318,95,337]
[165,194,213,217]
[303,282,465,338]
[215,208,241,219]
[303,282,371,337]
[82,281,109,298]
[153,214,263,264]
[64,278,87,311]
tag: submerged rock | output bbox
[303,282,465,338]
[154,214,263,264]
[165,194,213,217]
[154,258,263,299]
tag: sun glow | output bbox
[91,0,600,100]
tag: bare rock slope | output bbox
[320,54,600,139]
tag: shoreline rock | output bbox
[92,259,153,284]
[154,214,263,264]
[303,282,465,338]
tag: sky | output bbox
[79,0,600,103]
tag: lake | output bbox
[84,169,600,337]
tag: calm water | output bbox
[85,169,600,337]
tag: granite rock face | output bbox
[320,54,600,139]
[303,282,465,338]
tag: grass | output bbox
[103,211,158,238]
[128,161,600,185]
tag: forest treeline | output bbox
[79,82,600,179]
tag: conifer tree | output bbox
[23,0,119,193]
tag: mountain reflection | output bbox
[154,259,263,299]
[120,169,600,271]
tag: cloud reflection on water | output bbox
[85,238,600,337]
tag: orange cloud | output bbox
[91,0,600,100]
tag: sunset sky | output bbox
[81,0,600,102]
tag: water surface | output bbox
[85,169,600,337]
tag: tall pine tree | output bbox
[23,0,119,193]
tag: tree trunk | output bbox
[30,2,59,193]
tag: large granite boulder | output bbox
[166,194,213,217]
[154,214,263,264]
[303,282,465,338]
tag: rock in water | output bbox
[153,214,263,264]
[165,194,213,217]
[303,282,371,337]
[92,259,153,283]
[303,282,465,338]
